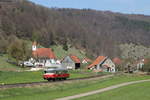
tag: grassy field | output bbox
[0,54,30,71]
[0,54,23,71]
[0,74,149,100]
[0,71,44,84]
[76,81,150,100]
[0,70,98,84]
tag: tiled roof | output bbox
[70,55,81,63]
[87,56,107,69]
[32,48,56,59]
[113,57,122,65]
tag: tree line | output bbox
[1,0,150,59]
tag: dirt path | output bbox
[56,79,150,100]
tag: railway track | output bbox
[0,74,114,89]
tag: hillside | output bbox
[51,45,86,59]
[1,0,150,58]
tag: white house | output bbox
[87,56,115,72]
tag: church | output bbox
[31,42,60,67]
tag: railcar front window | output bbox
[45,70,56,74]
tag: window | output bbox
[45,70,56,74]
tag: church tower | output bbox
[32,41,37,51]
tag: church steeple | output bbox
[32,41,37,51]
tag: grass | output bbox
[76,81,150,100]
[0,74,149,100]
[0,54,22,71]
[0,71,44,84]
[51,45,86,59]
[0,70,98,84]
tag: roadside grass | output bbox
[0,70,98,84]
[76,81,150,100]
[0,74,149,100]
[51,45,86,59]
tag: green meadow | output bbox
[0,74,149,100]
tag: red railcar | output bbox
[43,67,70,81]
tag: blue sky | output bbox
[28,0,150,15]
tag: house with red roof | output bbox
[61,55,81,69]
[82,58,92,64]
[87,56,115,72]
[31,42,59,67]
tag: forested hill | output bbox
[1,0,150,58]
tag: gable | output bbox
[102,58,115,68]
[62,56,74,63]
[82,58,92,63]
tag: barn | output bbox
[61,55,81,69]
